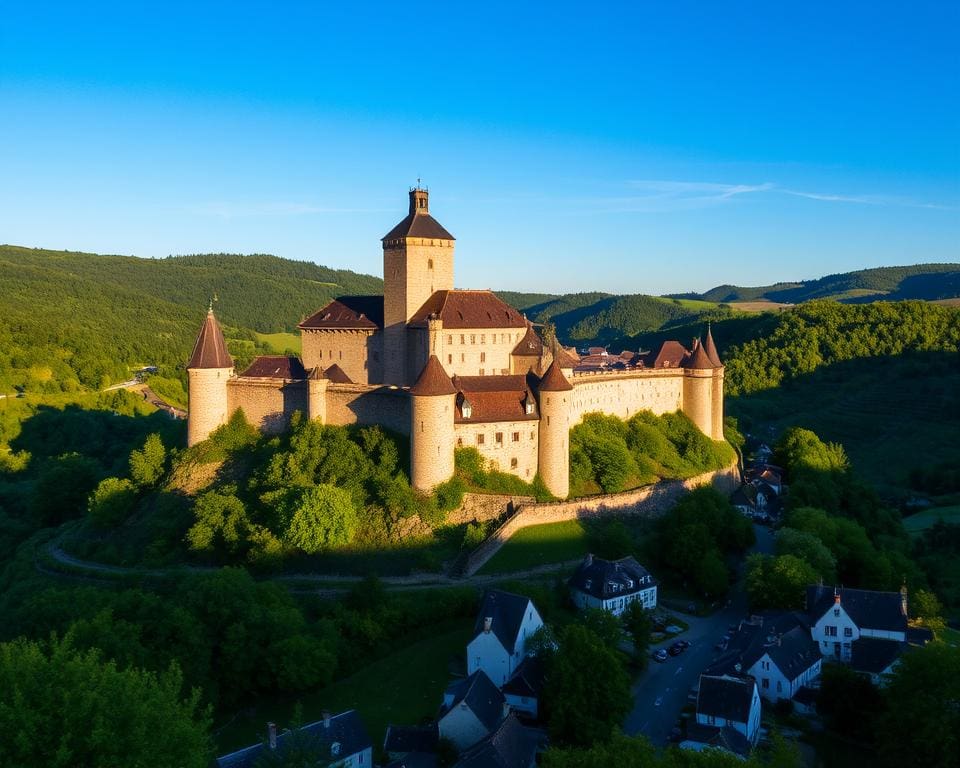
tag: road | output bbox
[623,523,774,745]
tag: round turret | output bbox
[537,361,573,499]
[307,366,328,423]
[704,326,725,441]
[186,308,234,447]
[409,355,457,491]
[681,339,715,439]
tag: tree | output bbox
[129,432,167,487]
[579,608,623,650]
[87,476,137,527]
[746,553,820,610]
[816,664,884,744]
[0,637,211,768]
[622,601,652,665]
[875,643,960,768]
[910,588,946,637]
[543,624,632,747]
[186,488,261,558]
[283,484,358,553]
[775,527,837,581]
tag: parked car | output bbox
[677,639,691,649]
[653,649,669,663]
[668,641,685,656]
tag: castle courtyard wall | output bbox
[227,378,308,434]
[323,384,411,435]
[569,370,684,425]
[454,420,540,481]
[301,328,382,384]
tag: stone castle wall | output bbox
[426,327,529,379]
[187,367,232,447]
[569,370,685,425]
[301,328,382,384]
[324,383,411,435]
[454,420,540,481]
[461,460,741,576]
[227,377,308,434]
[445,492,537,526]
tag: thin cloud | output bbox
[782,189,954,210]
[189,201,386,219]
[597,179,774,212]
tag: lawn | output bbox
[254,331,302,354]
[902,505,960,535]
[478,519,590,575]
[215,623,473,756]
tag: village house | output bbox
[437,670,507,751]
[467,589,544,687]
[683,674,762,758]
[215,710,372,768]
[450,714,544,768]
[382,723,438,767]
[567,554,658,616]
[708,612,822,702]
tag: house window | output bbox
[776,681,782,692]
[825,626,837,637]
[844,627,853,638]
[495,432,503,444]
[512,432,520,442]
[762,679,769,689]
[834,608,840,617]
[477,434,485,445]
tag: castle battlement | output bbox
[187,188,725,498]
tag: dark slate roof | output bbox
[408,290,526,329]
[850,638,906,675]
[299,296,384,330]
[384,723,439,754]
[703,326,723,367]
[474,589,535,655]
[567,555,657,601]
[440,670,505,733]
[511,324,543,357]
[187,310,233,369]
[410,355,456,396]
[453,375,537,423]
[646,340,690,369]
[240,356,307,380]
[708,612,820,682]
[696,675,757,725]
[502,655,545,700]
[684,722,752,758]
[536,360,573,392]
[452,715,544,768]
[384,754,438,768]
[806,585,908,633]
[215,711,371,768]
[382,189,455,242]
[321,364,353,384]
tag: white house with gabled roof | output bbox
[467,589,544,688]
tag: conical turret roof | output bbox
[537,360,573,392]
[685,341,713,370]
[187,309,233,369]
[410,355,456,396]
[703,325,723,367]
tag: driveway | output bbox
[623,523,771,744]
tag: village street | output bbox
[623,524,774,745]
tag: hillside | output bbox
[671,263,960,304]
[0,245,382,392]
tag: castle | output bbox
[186,188,725,498]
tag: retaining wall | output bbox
[460,461,741,576]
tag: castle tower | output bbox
[382,187,455,386]
[186,308,234,447]
[307,366,328,423]
[703,325,725,441]
[682,339,715,440]
[537,360,574,499]
[409,355,457,491]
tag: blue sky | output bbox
[1,1,957,295]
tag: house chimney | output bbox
[585,553,593,567]
[900,582,908,617]
[322,710,331,729]
[834,587,841,605]
[484,617,493,633]
[268,722,277,750]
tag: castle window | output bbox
[448,354,453,364]
[470,335,476,344]
[511,458,518,469]
[460,335,465,344]
[461,353,465,362]
[480,352,486,363]
[495,432,503,444]
[479,368,484,375]
[481,334,485,344]
[428,258,434,269]
[477,434,485,445]
[457,437,463,447]
[512,432,520,442]
[447,335,453,345]
[530,431,535,439]
[318,350,323,358]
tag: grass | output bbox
[942,626,960,647]
[254,331,302,355]
[477,519,590,575]
[215,623,473,756]
[902,505,960,535]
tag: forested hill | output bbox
[670,263,960,304]
[0,245,381,391]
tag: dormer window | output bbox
[459,395,473,419]
[524,394,535,415]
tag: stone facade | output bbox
[187,187,728,498]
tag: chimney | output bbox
[268,722,277,750]
[900,583,908,617]
[834,587,841,605]
[585,553,593,567]
[484,617,493,633]
[322,710,331,729]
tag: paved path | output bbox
[623,523,773,745]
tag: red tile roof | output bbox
[537,360,573,392]
[240,356,306,379]
[511,324,543,356]
[704,326,723,367]
[187,310,233,369]
[647,340,690,369]
[685,342,714,370]
[454,377,538,423]
[410,355,456,396]
[382,190,455,241]
[299,296,384,330]
[409,290,527,329]
[322,364,353,384]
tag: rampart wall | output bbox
[454,420,540,481]
[569,370,685,426]
[460,460,741,576]
[324,384,411,435]
[227,378,307,434]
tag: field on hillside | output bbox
[903,505,960,534]
[728,353,960,497]
[253,331,302,354]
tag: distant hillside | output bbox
[0,245,382,392]
[672,263,960,304]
